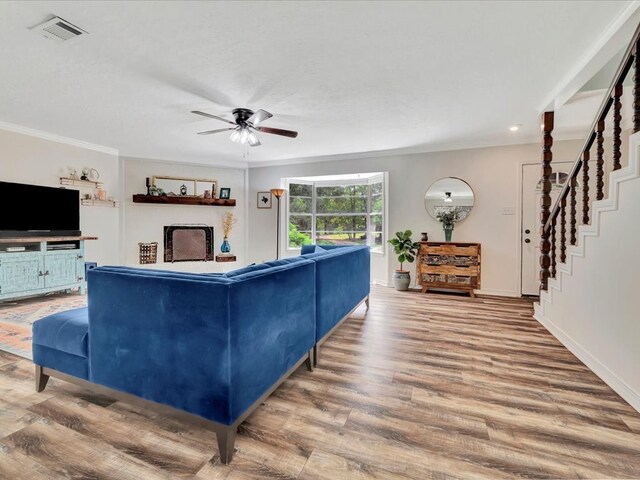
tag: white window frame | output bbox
[285,173,386,255]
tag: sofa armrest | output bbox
[226,260,316,421]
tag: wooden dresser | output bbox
[417,242,481,297]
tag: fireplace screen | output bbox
[164,225,214,262]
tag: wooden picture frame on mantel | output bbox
[152,176,218,198]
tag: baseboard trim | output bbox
[534,311,640,414]
[474,288,521,298]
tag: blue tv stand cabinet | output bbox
[0,236,96,302]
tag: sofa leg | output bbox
[216,426,237,465]
[35,365,49,393]
[365,295,370,310]
[313,345,319,367]
[305,349,314,372]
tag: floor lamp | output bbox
[270,188,286,259]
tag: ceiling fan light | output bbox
[230,130,240,143]
[444,192,453,203]
[239,129,249,144]
[248,131,258,144]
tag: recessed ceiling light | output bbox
[509,124,521,132]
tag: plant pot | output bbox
[392,270,411,291]
[444,225,453,242]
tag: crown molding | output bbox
[246,134,552,169]
[121,154,249,170]
[0,120,119,156]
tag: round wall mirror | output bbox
[424,177,474,222]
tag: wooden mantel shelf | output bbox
[133,194,236,207]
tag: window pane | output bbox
[289,215,312,231]
[370,214,383,232]
[316,196,367,213]
[370,182,383,195]
[316,185,368,197]
[369,232,383,252]
[316,231,367,245]
[315,215,366,232]
[289,183,312,196]
[370,194,383,214]
[289,196,311,213]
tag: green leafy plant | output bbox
[387,230,420,271]
[435,208,460,228]
[288,222,312,247]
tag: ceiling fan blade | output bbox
[197,128,235,135]
[248,135,261,147]
[247,109,273,126]
[255,126,298,138]
[191,110,236,125]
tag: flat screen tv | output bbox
[0,181,80,238]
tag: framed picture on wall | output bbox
[257,191,272,209]
[219,188,231,199]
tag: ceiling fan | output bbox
[192,108,298,147]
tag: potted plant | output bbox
[388,230,420,291]
[436,208,460,242]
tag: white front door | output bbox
[521,162,573,296]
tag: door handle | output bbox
[524,239,531,244]
[525,229,531,234]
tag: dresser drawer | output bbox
[424,264,479,276]
[423,254,478,266]
[421,273,478,288]
[422,244,479,256]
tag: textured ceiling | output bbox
[0,1,634,166]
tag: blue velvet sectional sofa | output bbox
[32,245,369,464]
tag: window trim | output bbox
[285,173,385,255]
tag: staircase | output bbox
[533,23,640,412]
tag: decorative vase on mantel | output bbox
[444,225,453,242]
[220,236,231,253]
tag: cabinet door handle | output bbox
[524,239,531,244]
[38,271,44,277]
[44,270,50,276]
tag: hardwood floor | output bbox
[1,286,640,479]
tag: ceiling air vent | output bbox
[33,16,87,42]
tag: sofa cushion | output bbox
[225,263,271,278]
[264,256,309,268]
[32,307,89,358]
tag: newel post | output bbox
[539,111,554,292]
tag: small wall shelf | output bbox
[60,177,104,189]
[215,255,237,262]
[132,194,236,207]
[81,199,120,208]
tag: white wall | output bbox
[535,133,640,412]
[249,139,582,295]
[0,128,121,265]
[122,157,247,273]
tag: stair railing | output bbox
[539,23,640,292]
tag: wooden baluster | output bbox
[550,215,557,278]
[596,120,605,200]
[613,83,622,171]
[582,150,590,224]
[560,196,567,263]
[570,176,577,246]
[634,45,640,133]
[539,112,554,292]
